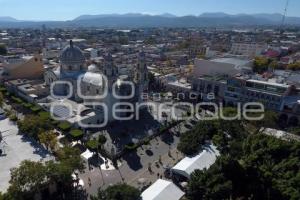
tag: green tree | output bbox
[248,110,278,133]
[253,56,269,73]
[86,139,99,153]
[70,129,84,143]
[287,62,300,71]
[7,160,47,199]
[98,135,107,149]
[38,131,57,151]
[56,146,85,172]
[91,184,140,200]
[0,44,7,55]
[187,133,300,200]
[4,147,85,200]
[187,157,235,200]
[269,60,279,69]
[0,91,3,106]
[18,114,53,139]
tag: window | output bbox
[227,87,235,92]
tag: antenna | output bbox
[281,0,290,32]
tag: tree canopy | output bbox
[3,146,84,200]
[0,44,7,55]
[91,184,140,200]
[188,134,300,200]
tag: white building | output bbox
[231,42,267,57]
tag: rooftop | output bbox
[141,179,184,200]
[172,144,220,179]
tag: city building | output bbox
[0,54,44,80]
[231,42,267,57]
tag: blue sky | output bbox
[0,0,299,20]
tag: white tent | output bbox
[81,149,93,160]
[172,144,220,179]
[141,179,184,200]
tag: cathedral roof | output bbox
[82,72,104,86]
[59,40,85,65]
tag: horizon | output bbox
[0,0,299,21]
[1,12,299,22]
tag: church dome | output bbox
[87,64,99,72]
[59,40,85,66]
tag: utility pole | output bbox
[280,0,290,34]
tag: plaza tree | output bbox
[91,184,140,200]
[38,131,57,151]
[86,138,99,153]
[98,135,107,149]
[6,160,48,200]
[187,134,300,200]
[4,146,84,199]
[17,114,52,139]
[69,129,84,143]
[55,146,85,173]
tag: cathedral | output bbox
[44,40,148,123]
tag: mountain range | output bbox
[0,13,299,28]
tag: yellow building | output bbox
[1,54,44,80]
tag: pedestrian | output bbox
[88,177,91,187]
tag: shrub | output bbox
[12,96,23,104]
[98,135,107,145]
[70,129,83,141]
[124,142,138,151]
[9,114,18,121]
[58,121,72,131]
[86,139,99,151]
[38,111,51,120]
[22,102,32,108]
[51,120,60,126]
[143,138,151,145]
[0,87,6,92]
[30,105,42,113]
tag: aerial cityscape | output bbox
[0,0,300,200]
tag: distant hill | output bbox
[0,13,299,28]
[0,16,19,22]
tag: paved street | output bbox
[0,118,53,192]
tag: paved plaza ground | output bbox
[0,118,53,192]
[93,102,187,155]
[79,118,194,197]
